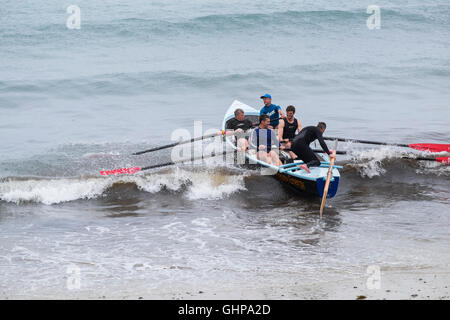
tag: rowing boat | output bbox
[222,100,341,198]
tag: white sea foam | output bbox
[346,147,402,178]
[135,167,247,200]
[346,147,449,178]
[81,152,120,158]
[0,177,113,205]
[416,159,450,176]
[0,168,247,205]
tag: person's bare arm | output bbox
[297,119,302,133]
[278,108,285,118]
[278,119,285,142]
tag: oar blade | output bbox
[436,157,450,164]
[409,143,450,153]
[99,167,142,176]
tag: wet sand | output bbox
[2,267,449,300]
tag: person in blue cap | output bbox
[259,94,285,129]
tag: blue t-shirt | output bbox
[260,104,281,127]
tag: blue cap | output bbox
[260,93,271,99]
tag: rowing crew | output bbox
[226,94,334,173]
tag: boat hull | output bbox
[229,156,340,198]
[275,172,339,198]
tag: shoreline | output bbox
[2,267,449,300]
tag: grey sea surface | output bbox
[0,0,449,299]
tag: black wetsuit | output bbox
[226,118,253,143]
[226,118,253,131]
[291,126,330,167]
[282,117,299,140]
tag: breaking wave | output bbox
[0,147,448,205]
[343,147,449,178]
[0,167,247,205]
[344,147,406,178]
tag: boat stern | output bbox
[316,171,340,198]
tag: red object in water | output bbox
[436,157,450,164]
[100,167,142,176]
[409,143,450,153]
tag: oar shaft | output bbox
[402,156,447,162]
[133,141,184,155]
[323,136,409,148]
[133,131,227,155]
[133,118,287,156]
[284,148,446,162]
[283,148,346,155]
[312,149,346,155]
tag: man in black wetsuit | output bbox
[290,122,334,173]
[225,108,254,150]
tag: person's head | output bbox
[259,114,270,128]
[260,93,272,106]
[234,108,245,121]
[286,105,295,119]
[317,122,327,133]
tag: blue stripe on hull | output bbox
[316,177,340,198]
[275,173,339,198]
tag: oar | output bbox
[311,149,346,155]
[403,156,449,164]
[132,130,231,155]
[313,150,448,163]
[319,140,338,219]
[283,148,448,163]
[323,136,450,153]
[100,150,229,176]
[131,117,284,156]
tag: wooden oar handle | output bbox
[319,141,338,219]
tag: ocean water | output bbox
[0,0,449,298]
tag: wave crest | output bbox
[344,147,450,178]
[0,168,247,205]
